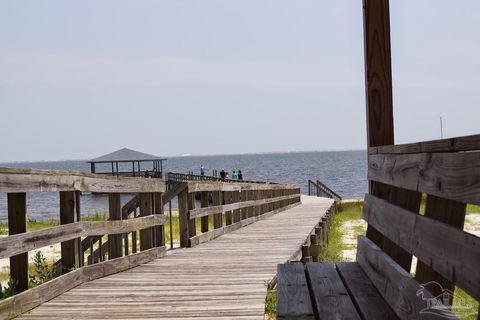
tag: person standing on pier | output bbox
[231,170,238,180]
[220,169,226,179]
[238,170,243,180]
[200,165,205,176]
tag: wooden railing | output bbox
[0,167,301,319]
[364,134,480,317]
[308,179,342,200]
[175,181,301,248]
[0,168,166,319]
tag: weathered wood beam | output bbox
[7,193,28,293]
[60,191,80,273]
[188,194,300,219]
[0,215,165,259]
[186,181,298,193]
[369,134,480,155]
[363,194,479,300]
[356,236,456,320]
[368,152,480,205]
[108,193,122,259]
[139,193,153,251]
[0,247,166,320]
[0,167,165,193]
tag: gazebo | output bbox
[87,148,167,178]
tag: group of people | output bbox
[219,169,243,181]
[199,165,244,180]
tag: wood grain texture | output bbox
[363,0,394,148]
[368,152,480,205]
[356,236,456,320]
[16,196,333,320]
[7,193,28,292]
[0,167,165,193]
[60,191,80,273]
[189,194,300,219]
[277,263,314,320]
[0,215,165,259]
[363,194,479,300]
[187,181,299,193]
[369,134,480,155]
[108,193,122,259]
[336,262,398,320]
[189,202,301,247]
[306,263,361,320]
[415,195,467,301]
[0,247,166,320]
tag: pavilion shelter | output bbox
[87,148,167,178]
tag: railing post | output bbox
[200,191,209,233]
[233,190,240,222]
[188,192,196,242]
[153,192,164,247]
[7,193,28,293]
[224,191,232,225]
[60,191,80,273]
[108,193,122,259]
[178,187,189,248]
[139,193,153,251]
[212,191,223,229]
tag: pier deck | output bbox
[19,196,333,319]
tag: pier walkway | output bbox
[19,196,332,319]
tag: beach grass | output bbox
[319,201,364,263]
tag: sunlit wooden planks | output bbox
[19,196,333,320]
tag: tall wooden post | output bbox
[108,193,122,259]
[153,192,164,247]
[188,193,196,242]
[200,191,209,233]
[178,188,189,248]
[139,193,153,251]
[60,191,80,273]
[363,0,421,272]
[212,191,223,229]
[8,193,28,292]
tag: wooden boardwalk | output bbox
[19,196,333,319]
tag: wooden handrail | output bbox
[308,180,342,201]
[0,215,165,259]
[0,167,165,193]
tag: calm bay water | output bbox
[0,151,367,221]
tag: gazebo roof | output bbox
[87,148,166,164]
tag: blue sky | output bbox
[0,1,478,161]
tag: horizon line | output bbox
[0,148,366,164]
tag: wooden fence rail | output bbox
[0,167,301,319]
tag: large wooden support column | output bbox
[8,193,28,293]
[60,191,80,273]
[153,192,164,247]
[108,193,122,259]
[139,193,153,251]
[178,188,189,247]
[363,0,421,272]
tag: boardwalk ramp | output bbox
[19,196,332,319]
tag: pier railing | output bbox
[308,179,342,200]
[0,167,300,319]
[177,181,301,247]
